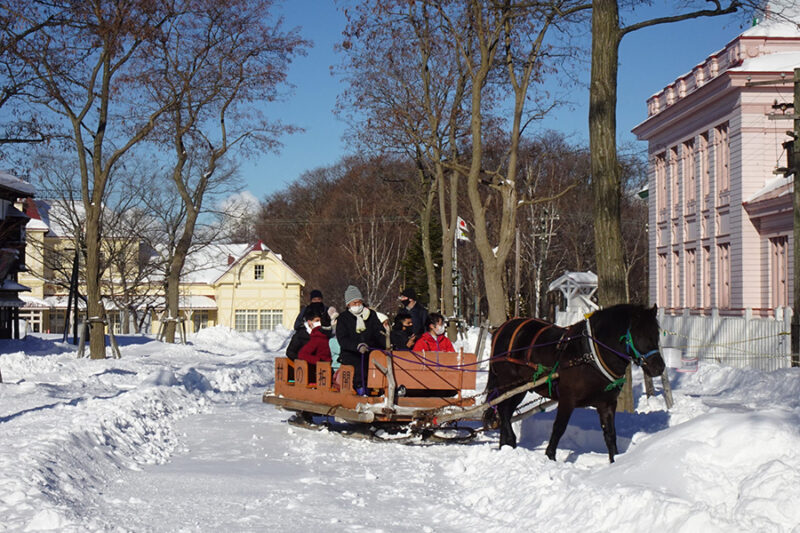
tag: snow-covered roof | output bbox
[730,51,800,72]
[1,280,30,292]
[182,243,253,284]
[745,174,793,204]
[181,240,303,286]
[0,171,35,197]
[147,295,218,310]
[548,271,597,293]
[742,2,800,38]
[20,294,49,308]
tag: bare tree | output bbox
[148,0,307,342]
[8,0,184,358]
[343,198,410,310]
[432,0,589,326]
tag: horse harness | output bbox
[496,318,628,388]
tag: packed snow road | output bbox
[1,327,799,532]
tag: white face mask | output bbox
[434,324,446,336]
[349,304,364,315]
[311,320,321,329]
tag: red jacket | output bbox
[298,327,332,364]
[413,332,455,353]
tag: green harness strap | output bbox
[604,376,626,392]
[546,361,559,396]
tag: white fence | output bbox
[658,308,793,372]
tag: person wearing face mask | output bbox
[390,311,416,350]
[285,301,328,360]
[398,288,428,337]
[297,307,332,372]
[336,285,383,394]
[412,312,455,353]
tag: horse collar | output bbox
[584,318,623,382]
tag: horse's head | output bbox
[623,305,666,377]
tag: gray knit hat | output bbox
[344,285,363,305]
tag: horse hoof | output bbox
[545,450,556,461]
[482,408,499,430]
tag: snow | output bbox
[1,328,799,532]
[0,171,35,196]
[730,51,800,73]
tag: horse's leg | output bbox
[497,392,526,449]
[597,400,618,463]
[545,402,575,461]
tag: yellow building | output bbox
[19,199,304,335]
[155,241,305,334]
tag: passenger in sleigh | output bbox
[412,312,455,353]
[390,311,416,350]
[336,285,384,395]
[297,306,332,382]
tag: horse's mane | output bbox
[589,304,657,334]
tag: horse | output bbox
[483,304,666,463]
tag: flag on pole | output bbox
[457,216,470,241]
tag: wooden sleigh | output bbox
[263,349,480,426]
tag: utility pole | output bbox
[792,68,800,367]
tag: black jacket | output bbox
[285,327,310,360]
[406,303,429,337]
[336,308,385,362]
[390,328,414,350]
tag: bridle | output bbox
[584,319,662,384]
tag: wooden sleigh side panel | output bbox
[266,351,478,423]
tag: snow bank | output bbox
[1,326,799,532]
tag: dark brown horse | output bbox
[484,304,666,463]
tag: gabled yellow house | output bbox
[160,241,305,334]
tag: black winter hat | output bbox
[309,289,323,300]
[400,288,417,300]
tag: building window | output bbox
[717,243,730,309]
[19,310,42,333]
[715,122,730,195]
[254,264,264,280]
[672,251,681,308]
[670,146,679,214]
[700,132,710,204]
[686,248,697,308]
[658,253,668,307]
[656,152,667,213]
[49,310,66,334]
[260,309,283,331]
[770,236,789,308]
[703,246,711,308]
[684,139,696,206]
[234,309,259,332]
[193,310,209,331]
[107,311,121,334]
[235,309,283,331]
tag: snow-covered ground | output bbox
[1,327,799,532]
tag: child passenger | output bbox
[412,312,455,353]
[297,306,332,370]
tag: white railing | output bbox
[658,308,793,371]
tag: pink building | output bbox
[633,9,799,318]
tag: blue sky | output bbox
[242,1,754,200]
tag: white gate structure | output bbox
[658,307,793,371]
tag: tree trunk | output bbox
[163,212,197,343]
[590,0,627,309]
[420,181,439,311]
[84,209,106,359]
